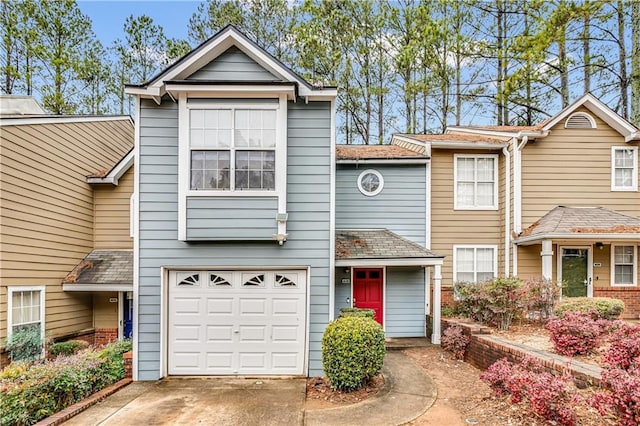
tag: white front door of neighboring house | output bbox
[168,269,307,375]
[557,246,593,298]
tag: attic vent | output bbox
[565,112,596,129]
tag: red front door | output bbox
[353,268,383,325]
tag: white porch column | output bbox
[424,267,431,316]
[431,264,442,345]
[541,239,554,280]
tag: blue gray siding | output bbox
[385,267,425,337]
[137,98,331,380]
[186,197,278,240]
[186,47,280,81]
[336,165,426,245]
[334,269,351,318]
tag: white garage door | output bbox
[168,270,307,375]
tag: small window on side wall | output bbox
[611,147,638,192]
[8,287,45,338]
[453,246,496,284]
[357,169,384,197]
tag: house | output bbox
[125,25,640,381]
[0,98,134,366]
[393,93,640,319]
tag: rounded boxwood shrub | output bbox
[49,340,89,357]
[554,297,624,320]
[338,307,375,319]
[321,316,385,391]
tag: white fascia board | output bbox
[304,91,338,101]
[431,141,507,150]
[87,150,134,185]
[336,258,444,267]
[63,283,133,292]
[166,84,297,100]
[124,86,162,97]
[515,233,640,245]
[625,132,640,142]
[392,134,427,145]
[336,159,429,165]
[1,115,132,126]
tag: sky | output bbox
[78,0,201,46]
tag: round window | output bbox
[357,169,384,196]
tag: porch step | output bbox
[385,337,431,351]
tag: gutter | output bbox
[514,233,640,245]
[502,146,511,276]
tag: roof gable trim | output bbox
[87,149,134,185]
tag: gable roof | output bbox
[447,93,639,142]
[124,25,336,101]
[515,206,640,244]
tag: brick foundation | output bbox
[94,328,119,346]
[442,319,602,388]
[593,287,640,319]
[123,352,133,379]
[0,348,9,369]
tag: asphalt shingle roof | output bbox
[336,229,443,260]
[336,145,425,160]
[63,250,133,285]
[397,133,508,144]
[521,206,640,238]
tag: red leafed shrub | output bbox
[441,325,470,359]
[480,357,513,396]
[589,323,640,425]
[480,357,578,425]
[589,367,640,426]
[601,322,640,371]
[545,311,608,356]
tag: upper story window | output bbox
[611,245,637,286]
[611,147,638,192]
[8,287,45,336]
[454,154,498,210]
[453,246,497,283]
[190,108,276,191]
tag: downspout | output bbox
[502,146,510,277]
[513,135,528,276]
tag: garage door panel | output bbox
[169,270,307,375]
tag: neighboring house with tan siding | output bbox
[392,93,640,319]
[0,106,134,365]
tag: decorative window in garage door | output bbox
[242,273,265,287]
[176,273,200,287]
[275,274,297,287]
[209,273,232,288]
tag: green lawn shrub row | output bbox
[554,297,625,320]
[0,340,132,426]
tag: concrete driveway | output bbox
[64,377,306,426]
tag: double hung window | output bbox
[455,155,498,209]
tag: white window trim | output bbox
[564,112,597,129]
[611,146,638,192]
[452,245,498,283]
[177,93,288,241]
[7,286,45,337]
[453,154,499,210]
[357,169,384,197]
[610,244,638,287]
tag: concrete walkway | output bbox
[63,351,436,426]
[305,351,437,426]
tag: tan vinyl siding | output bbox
[430,149,504,286]
[94,167,134,249]
[521,107,640,229]
[93,293,119,328]
[0,119,133,341]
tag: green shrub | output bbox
[554,297,624,320]
[4,325,45,363]
[455,277,522,330]
[441,306,456,317]
[48,340,89,357]
[0,339,132,425]
[321,316,385,391]
[338,307,375,319]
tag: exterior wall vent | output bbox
[565,112,596,129]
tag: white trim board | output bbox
[7,286,46,338]
[610,244,638,287]
[1,115,133,127]
[87,149,134,185]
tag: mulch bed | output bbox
[305,375,384,409]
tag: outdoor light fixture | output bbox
[595,242,604,250]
